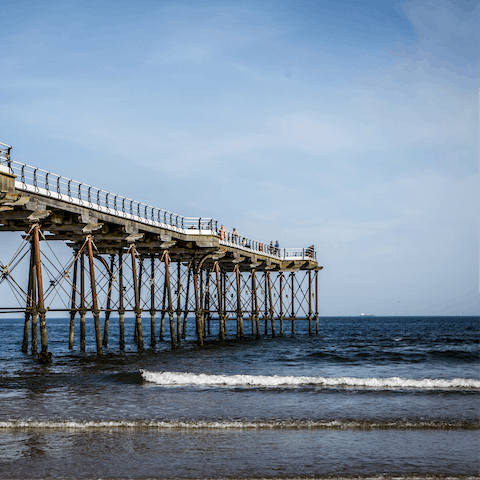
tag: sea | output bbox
[0,315,478,479]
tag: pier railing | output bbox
[7,161,217,233]
[1,156,316,261]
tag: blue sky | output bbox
[1,0,478,315]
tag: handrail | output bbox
[2,156,316,261]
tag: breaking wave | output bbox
[140,370,480,390]
[0,419,477,430]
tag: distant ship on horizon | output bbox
[360,313,376,316]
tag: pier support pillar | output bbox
[131,245,144,352]
[193,260,203,346]
[33,224,51,363]
[290,272,295,334]
[235,266,244,339]
[164,251,176,349]
[68,253,79,349]
[118,250,125,351]
[182,262,191,339]
[22,241,35,353]
[279,273,284,336]
[308,270,312,335]
[251,269,260,339]
[267,271,275,338]
[215,263,225,340]
[176,261,182,344]
[87,235,103,356]
[103,254,115,347]
[315,268,319,334]
[150,255,156,347]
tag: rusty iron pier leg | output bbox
[263,273,268,336]
[159,269,167,342]
[279,273,284,336]
[315,269,319,334]
[149,255,156,347]
[203,268,210,337]
[103,254,115,347]
[22,242,35,353]
[267,271,275,338]
[118,250,125,351]
[87,236,103,356]
[182,263,191,339]
[30,264,38,356]
[176,261,182,344]
[235,266,244,339]
[193,261,203,346]
[164,251,176,349]
[308,270,313,335]
[205,269,211,336]
[215,263,225,340]
[68,253,79,350]
[80,251,86,352]
[252,269,260,339]
[131,246,144,352]
[222,270,228,337]
[250,271,255,335]
[290,272,295,334]
[33,224,51,363]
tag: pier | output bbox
[0,142,322,362]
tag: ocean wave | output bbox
[140,370,480,390]
[0,419,477,430]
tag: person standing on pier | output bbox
[220,225,226,240]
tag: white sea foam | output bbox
[140,370,480,390]
[0,419,476,430]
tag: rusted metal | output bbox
[290,272,295,334]
[22,241,34,353]
[118,250,125,350]
[251,269,260,339]
[193,260,203,346]
[279,272,284,336]
[159,270,167,342]
[176,261,182,344]
[215,262,225,340]
[87,236,103,356]
[149,255,156,347]
[267,271,275,338]
[131,245,144,352]
[315,269,319,334]
[80,251,86,352]
[164,251,176,349]
[235,265,244,339]
[182,263,191,339]
[308,269,312,335]
[33,224,51,363]
[204,268,211,336]
[68,253,78,349]
[102,254,115,347]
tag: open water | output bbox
[0,315,478,479]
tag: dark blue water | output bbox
[0,315,478,478]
